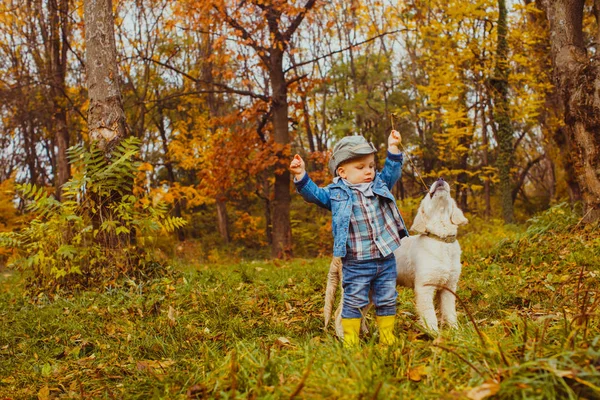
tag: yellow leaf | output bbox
[37,385,50,400]
[408,365,428,382]
[138,162,153,172]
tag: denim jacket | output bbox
[294,151,409,257]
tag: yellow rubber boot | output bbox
[341,318,361,348]
[376,315,397,346]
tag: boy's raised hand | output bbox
[388,130,402,154]
[289,154,306,179]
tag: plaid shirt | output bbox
[346,189,404,260]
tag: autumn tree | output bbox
[213,0,318,258]
[543,0,600,222]
[0,1,86,195]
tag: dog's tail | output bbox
[324,257,342,328]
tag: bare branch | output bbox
[284,29,407,74]
[512,154,545,201]
[286,74,308,86]
[283,0,318,42]
[216,5,270,65]
[142,56,269,101]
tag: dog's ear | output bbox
[411,197,428,233]
[450,199,468,226]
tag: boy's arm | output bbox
[294,173,332,211]
[290,154,332,210]
[379,151,404,189]
[379,129,404,189]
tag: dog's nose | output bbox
[437,177,445,182]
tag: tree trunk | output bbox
[481,101,492,219]
[545,0,600,222]
[216,198,229,244]
[270,49,292,258]
[491,0,515,223]
[156,102,185,242]
[84,0,128,251]
[50,0,70,200]
[530,0,581,204]
[84,0,126,153]
[199,31,230,243]
[456,90,471,211]
[218,0,317,257]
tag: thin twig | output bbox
[399,141,429,192]
[230,350,237,396]
[289,357,314,399]
[497,342,510,367]
[370,381,383,400]
[520,312,528,362]
[433,344,488,378]
[425,284,487,347]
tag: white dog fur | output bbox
[324,178,468,337]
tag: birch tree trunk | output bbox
[84,0,126,153]
[544,0,600,222]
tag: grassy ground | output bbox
[1,204,599,399]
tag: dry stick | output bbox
[518,312,528,362]
[574,205,596,228]
[370,381,384,400]
[575,265,586,315]
[571,265,588,350]
[77,375,85,399]
[400,143,429,192]
[536,280,569,358]
[289,357,314,399]
[390,114,430,192]
[433,344,488,378]
[254,345,271,398]
[497,341,510,367]
[425,284,486,347]
[230,350,237,397]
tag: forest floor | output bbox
[1,204,599,399]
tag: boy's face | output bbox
[337,154,376,184]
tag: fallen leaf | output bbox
[466,382,500,400]
[408,365,428,382]
[275,337,292,347]
[37,385,50,400]
[136,359,176,374]
[168,305,177,327]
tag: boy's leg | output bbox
[340,318,361,347]
[372,255,398,345]
[341,258,375,347]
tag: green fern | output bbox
[2,137,186,294]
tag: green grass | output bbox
[1,204,599,399]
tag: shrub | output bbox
[0,138,185,294]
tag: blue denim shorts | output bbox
[341,254,398,319]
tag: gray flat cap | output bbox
[328,135,377,176]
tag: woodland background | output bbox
[1,0,599,267]
[0,0,600,398]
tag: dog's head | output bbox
[410,178,468,236]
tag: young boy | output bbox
[289,131,408,347]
